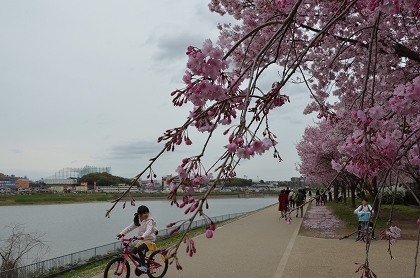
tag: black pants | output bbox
[132,243,149,266]
[289,199,295,208]
[358,221,375,237]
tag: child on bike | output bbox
[117,205,157,273]
[353,198,376,240]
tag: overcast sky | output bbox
[0,0,317,182]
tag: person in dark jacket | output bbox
[295,189,305,218]
[315,189,321,206]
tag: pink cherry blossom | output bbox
[185,137,192,145]
[237,147,251,159]
[206,229,213,238]
[228,143,237,153]
[252,140,264,155]
[175,166,188,179]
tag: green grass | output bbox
[380,204,420,220]
[325,202,417,231]
[0,193,113,205]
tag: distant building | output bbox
[287,177,306,189]
[140,179,162,188]
[44,179,78,185]
[97,184,136,193]
[50,185,88,193]
[0,173,20,182]
[161,175,180,190]
[43,165,111,185]
[0,173,21,189]
[15,179,30,188]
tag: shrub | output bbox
[379,187,405,205]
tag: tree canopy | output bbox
[107,1,419,275]
[80,172,135,187]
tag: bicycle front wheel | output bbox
[104,257,131,278]
[147,250,168,278]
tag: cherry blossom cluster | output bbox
[171,39,231,108]
[165,157,213,213]
[159,247,183,270]
[227,135,276,159]
[341,106,402,179]
[144,168,158,188]
[202,214,217,238]
[253,82,290,118]
[121,199,136,209]
[355,262,378,278]
[157,128,193,152]
[389,76,420,116]
[380,225,401,243]
[362,0,420,14]
[184,237,196,257]
[225,126,279,160]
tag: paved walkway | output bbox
[96,202,418,277]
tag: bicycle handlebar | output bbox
[116,235,138,243]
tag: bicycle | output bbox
[356,212,372,242]
[104,236,168,278]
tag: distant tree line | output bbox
[215,178,283,187]
[79,172,137,188]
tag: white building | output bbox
[97,185,138,193]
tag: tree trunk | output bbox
[350,185,356,208]
[342,185,347,205]
[334,183,339,202]
[368,177,379,217]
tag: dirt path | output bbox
[300,202,419,240]
[300,203,351,238]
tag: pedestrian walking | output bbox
[320,189,326,205]
[278,190,288,217]
[315,189,320,206]
[295,189,305,217]
[288,190,296,208]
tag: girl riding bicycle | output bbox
[353,198,376,240]
[117,205,157,273]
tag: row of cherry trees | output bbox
[107,0,419,276]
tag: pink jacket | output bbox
[120,215,156,242]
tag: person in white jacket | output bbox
[353,198,376,240]
[117,205,157,273]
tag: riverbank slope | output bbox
[0,192,277,206]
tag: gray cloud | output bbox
[152,33,204,62]
[109,141,164,159]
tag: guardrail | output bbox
[0,211,249,278]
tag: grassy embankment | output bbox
[0,192,244,205]
[327,201,419,231]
